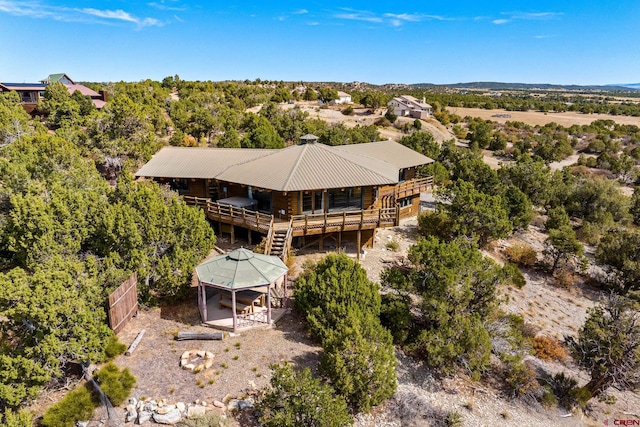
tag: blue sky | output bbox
[1,1,639,85]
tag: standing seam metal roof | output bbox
[136,140,433,191]
[195,248,288,290]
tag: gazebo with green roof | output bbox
[195,248,288,331]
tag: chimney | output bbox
[99,90,108,102]
[422,96,426,104]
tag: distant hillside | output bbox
[609,83,640,90]
[412,81,640,92]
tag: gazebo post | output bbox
[200,282,208,323]
[232,290,237,331]
[283,274,288,308]
[266,283,272,325]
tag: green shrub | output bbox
[320,314,397,412]
[385,240,400,251]
[341,106,354,116]
[93,362,136,406]
[41,387,96,427]
[295,253,381,341]
[177,411,229,427]
[380,293,412,344]
[446,411,463,427]
[410,314,492,377]
[504,244,537,267]
[258,364,352,427]
[502,262,526,288]
[542,372,580,409]
[570,386,592,409]
[2,408,33,427]
[541,385,558,407]
[104,335,127,359]
[503,359,541,401]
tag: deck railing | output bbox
[184,196,274,234]
[379,176,434,199]
[289,207,397,236]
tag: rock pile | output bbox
[123,397,215,425]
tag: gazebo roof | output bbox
[195,248,288,290]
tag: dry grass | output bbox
[446,107,640,127]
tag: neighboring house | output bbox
[0,73,108,113]
[388,95,432,119]
[136,136,434,259]
[0,83,48,113]
[330,91,352,105]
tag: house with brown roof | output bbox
[136,137,434,259]
[0,73,107,113]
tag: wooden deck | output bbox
[184,198,399,236]
[184,197,274,234]
[379,176,434,199]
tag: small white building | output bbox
[330,91,353,105]
[388,95,432,119]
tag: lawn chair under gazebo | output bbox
[195,248,288,332]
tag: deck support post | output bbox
[356,230,361,261]
[230,225,235,244]
[338,232,342,251]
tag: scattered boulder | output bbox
[187,405,206,418]
[137,410,152,424]
[213,400,225,408]
[126,409,137,422]
[153,408,182,425]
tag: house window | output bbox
[327,187,362,211]
[252,189,272,213]
[397,196,413,208]
[170,178,190,193]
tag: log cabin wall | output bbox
[362,186,375,209]
[189,179,207,197]
[289,191,301,216]
[404,167,417,180]
[219,182,247,199]
[272,191,290,219]
[399,195,421,218]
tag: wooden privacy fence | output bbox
[108,273,138,334]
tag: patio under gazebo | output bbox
[195,248,289,332]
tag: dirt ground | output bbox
[447,106,640,127]
[104,216,639,427]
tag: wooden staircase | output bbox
[265,221,293,260]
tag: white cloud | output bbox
[293,8,308,15]
[79,7,162,27]
[335,9,454,27]
[510,11,563,20]
[334,12,382,23]
[0,1,162,27]
[147,2,185,12]
[306,21,319,26]
[174,14,183,23]
[492,19,509,25]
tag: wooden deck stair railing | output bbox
[265,220,293,260]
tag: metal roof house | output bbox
[136,137,434,259]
